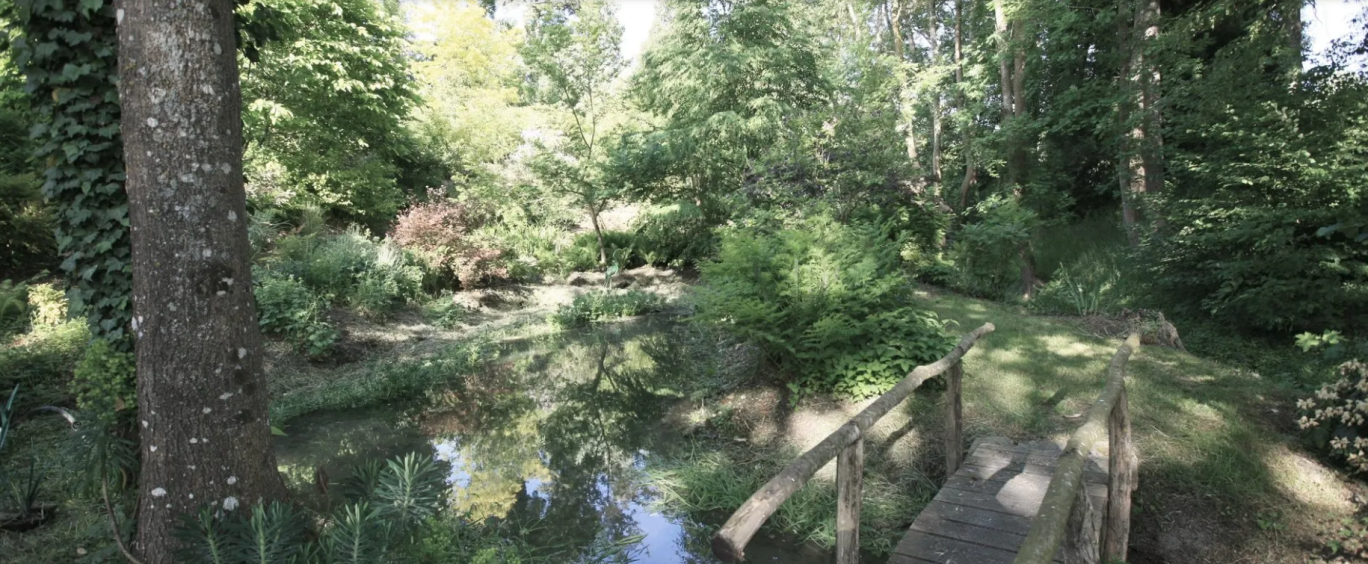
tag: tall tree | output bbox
[523,0,625,266]
[1118,0,1163,245]
[117,1,286,561]
[992,0,1037,297]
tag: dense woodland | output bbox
[1,0,1368,562]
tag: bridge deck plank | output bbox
[888,439,1109,564]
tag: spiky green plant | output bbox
[228,502,306,564]
[324,502,391,564]
[374,452,443,531]
[172,505,233,564]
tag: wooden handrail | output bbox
[1012,333,1141,564]
[711,322,995,563]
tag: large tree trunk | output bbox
[1118,0,1163,245]
[955,0,975,209]
[994,0,1037,297]
[928,0,943,185]
[888,0,919,165]
[119,2,287,562]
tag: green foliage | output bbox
[625,0,829,219]
[70,338,134,427]
[25,282,66,328]
[270,339,489,424]
[550,290,665,328]
[1031,250,1126,317]
[421,295,468,329]
[173,452,445,564]
[631,203,716,268]
[1141,5,1368,334]
[12,0,131,343]
[693,215,953,398]
[0,386,47,520]
[0,171,54,279]
[561,230,639,274]
[947,195,1039,299]
[1297,360,1368,474]
[240,0,430,230]
[0,318,88,411]
[253,274,338,359]
[0,279,26,336]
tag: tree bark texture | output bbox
[118,2,287,561]
[1118,0,1163,245]
[889,0,919,165]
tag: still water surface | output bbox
[274,318,834,563]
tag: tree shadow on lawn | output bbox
[920,290,1352,563]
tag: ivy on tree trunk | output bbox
[12,0,132,344]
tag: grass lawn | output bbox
[654,286,1358,563]
[927,286,1354,562]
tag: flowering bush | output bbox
[1298,360,1368,473]
[389,193,508,287]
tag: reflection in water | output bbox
[274,318,829,564]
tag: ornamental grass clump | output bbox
[1298,360,1368,473]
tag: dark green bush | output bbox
[253,274,338,358]
[550,289,665,327]
[562,230,641,273]
[71,338,136,426]
[632,203,717,267]
[693,215,953,398]
[1029,249,1128,317]
[945,195,1038,299]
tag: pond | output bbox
[273,317,834,564]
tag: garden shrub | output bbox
[71,338,135,426]
[1030,250,1127,316]
[351,243,426,319]
[254,274,338,358]
[561,230,641,273]
[1298,360,1368,473]
[0,280,26,336]
[550,289,665,327]
[632,203,717,267]
[26,282,67,327]
[271,226,379,298]
[0,172,55,278]
[693,215,954,398]
[390,194,509,287]
[421,295,469,329]
[946,195,1038,299]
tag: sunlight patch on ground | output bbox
[1038,335,1100,358]
[1264,443,1353,513]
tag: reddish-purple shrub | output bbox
[389,192,506,287]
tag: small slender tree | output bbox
[118,1,286,561]
[523,0,625,266]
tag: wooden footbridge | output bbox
[712,324,1141,564]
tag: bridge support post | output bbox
[944,360,964,479]
[1102,381,1136,561]
[837,434,863,564]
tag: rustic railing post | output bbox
[1013,333,1139,564]
[711,323,995,562]
[836,434,864,564]
[1102,381,1136,561]
[1063,478,1101,564]
[944,360,964,480]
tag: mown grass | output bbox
[650,286,1349,561]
